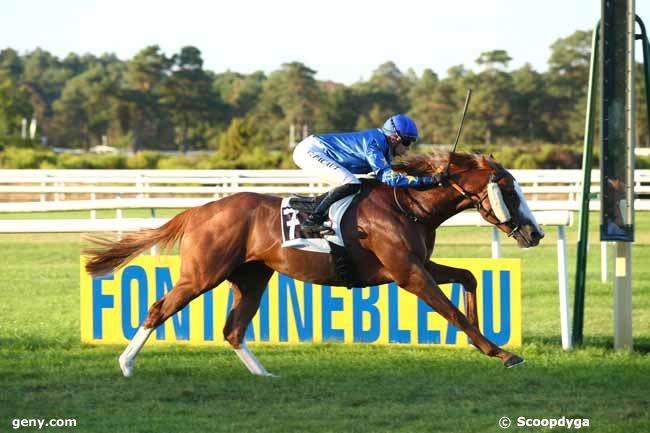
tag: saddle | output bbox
[281,192,361,288]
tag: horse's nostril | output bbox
[531,231,544,241]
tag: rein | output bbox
[392,168,522,238]
[445,175,520,238]
[393,187,434,227]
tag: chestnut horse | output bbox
[85,152,544,377]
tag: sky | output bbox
[3,0,650,84]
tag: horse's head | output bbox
[393,152,544,247]
[443,153,544,248]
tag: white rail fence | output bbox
[1,169,649,202]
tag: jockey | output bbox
[293,113,442,235]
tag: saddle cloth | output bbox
[280,193,357,253]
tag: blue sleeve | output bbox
[365,140,435,188]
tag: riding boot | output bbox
[302,183,361,235]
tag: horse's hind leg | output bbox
[223,261,275,376]
[118,275,201,377]
[119,249,238,377]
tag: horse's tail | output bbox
[83,208,193,276]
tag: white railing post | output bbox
[150,207,157,256]
[54,180,60,202]
[557,225,571,350]
[116,193,123,239]
[601,241,608,282]
[136,174,144,199]
[491,226,501,258]
[40,177,46,202]
[90,191,96,220]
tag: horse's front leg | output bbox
[390,256,524,368]
[423,261,479,330]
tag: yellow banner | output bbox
[80,256,521,347]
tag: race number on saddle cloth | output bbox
[280,193,357,253]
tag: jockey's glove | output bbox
[428,174,446,187]
[414,174,446,190]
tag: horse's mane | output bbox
[392,152,501,177]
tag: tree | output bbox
[20,48,92,143]
[510,63,551,141]
[353,61,413,128]
[545,30,593,143]
[217,117,264,160]
[51,63,123,148]
[254,61,324,149]
[0,75,32,136]
[476,50,512,69]
[121,45,172,151]
[160,46,227,152]
[320,82,359,132]
[0,49,23,81]
[213,70,265,121]
[0,49,32,136]
[467,52,515,144]
[407,68,439,143]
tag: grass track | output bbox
[0,212,649,432]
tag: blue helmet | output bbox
[382,114,419,141]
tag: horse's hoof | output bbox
[504,354,526,369]
[118,355,134,378]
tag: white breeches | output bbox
[293,136,361,186]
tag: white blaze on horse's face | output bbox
[487,181,511,223]
[483,176,544,248]
[513,181,543,237]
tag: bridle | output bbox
[446,171,521,238]
[393,169,522,238]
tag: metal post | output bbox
[614,242,633,350]
[600,0,636,351]
[613,4,636,351]
[557,226,571,350]
[573,23,600,346]
[636,16,650,137]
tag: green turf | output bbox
[0,212,649,432]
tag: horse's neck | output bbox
[407,177,483,227]
[416,188,468,227]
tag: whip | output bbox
[443,89,472,177]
